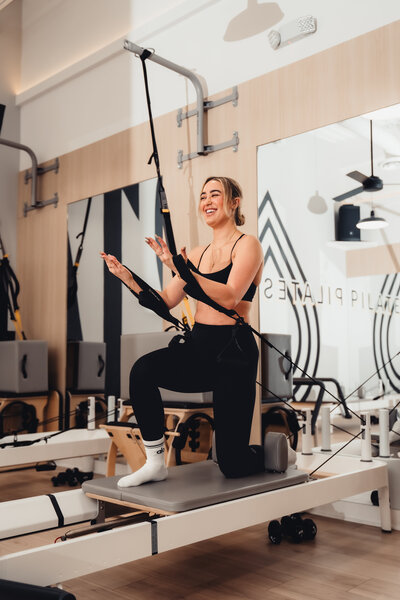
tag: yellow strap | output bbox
[12,317,24,341]
[183,296,195,327]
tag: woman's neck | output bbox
[211,222,238,247]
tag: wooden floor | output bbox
[2,411,400,599]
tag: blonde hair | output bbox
[201,176,245,226]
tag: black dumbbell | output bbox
[281,514,304,543]
[267,520,283,544]
[302,518,317,540]
[268,514,317,544]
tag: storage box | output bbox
[120,332,213,405]
[67,341,106,392]
[261,333,292,402]
[0,340,48,395]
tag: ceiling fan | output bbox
[333,120,400,202]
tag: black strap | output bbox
[47,493,65,527]
[173,254,237,319]
[197,244,210,269]
[140,53,178,255]
[74,197,92,267]
[122,265,186,331]
[0,234,26,339]
[230,233,245,260]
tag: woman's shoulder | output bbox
[235,233,262,252]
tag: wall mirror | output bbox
[67,177,163,400]
[257,104,400,400]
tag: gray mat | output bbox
[83,461,308,512]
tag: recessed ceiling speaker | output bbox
[337,204,361,242]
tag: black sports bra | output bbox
[187,234,257,302]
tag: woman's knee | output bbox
[129,353,155,391]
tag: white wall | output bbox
[16,0,400,169]
[0,0,21,264]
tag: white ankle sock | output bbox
[117,437,168,488]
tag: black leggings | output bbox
[129,322,265,478]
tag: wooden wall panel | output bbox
[17,20,400,419]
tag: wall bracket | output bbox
[24,158,59,183]
[123,41,240,168]
[176,86,238,127]
[178,131,239,169]
[0,137,59,216]
[23,193,58,217]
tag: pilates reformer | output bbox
[0,421,391,587]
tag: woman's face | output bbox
[200,179,230,226]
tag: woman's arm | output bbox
[189,236,263,310]
[144,236,203,309]
[100,252,142,294]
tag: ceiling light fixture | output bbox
[356,210,388,230]
[380,156,400,170]
[268,15,317,49]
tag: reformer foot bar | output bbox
[0,455,390,587]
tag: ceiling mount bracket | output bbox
[177,131,239,169]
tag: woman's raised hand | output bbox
[145,235,174,270]
[145,235,187,272]
[100,252,132,286]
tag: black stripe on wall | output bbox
[104,190,122,397]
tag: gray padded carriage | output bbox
[82,460,308,513]
[120,331,213,405]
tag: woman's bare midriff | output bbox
[194,299,251,325]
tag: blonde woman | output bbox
[101,177,264,486]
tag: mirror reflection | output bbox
[67,178,162,400]
[258,104,400,399]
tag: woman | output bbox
[101,176,264,487]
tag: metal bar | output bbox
[0,137,38,208]
[24,158,59,183]
[23,193,58,217]
[177,86,238,127]
[177,132,239,168]
[124,40,205,155]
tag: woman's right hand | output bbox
[100,252,134,288]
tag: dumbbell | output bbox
[268,514,317,544]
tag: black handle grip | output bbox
[97,354,105,377]
[21,354,28,379]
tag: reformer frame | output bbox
[0,453,390,588]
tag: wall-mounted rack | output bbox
[0,137,59,217]
[123,41,239,168]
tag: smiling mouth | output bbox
[205,208,216,215]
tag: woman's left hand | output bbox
[145,235,187,272]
